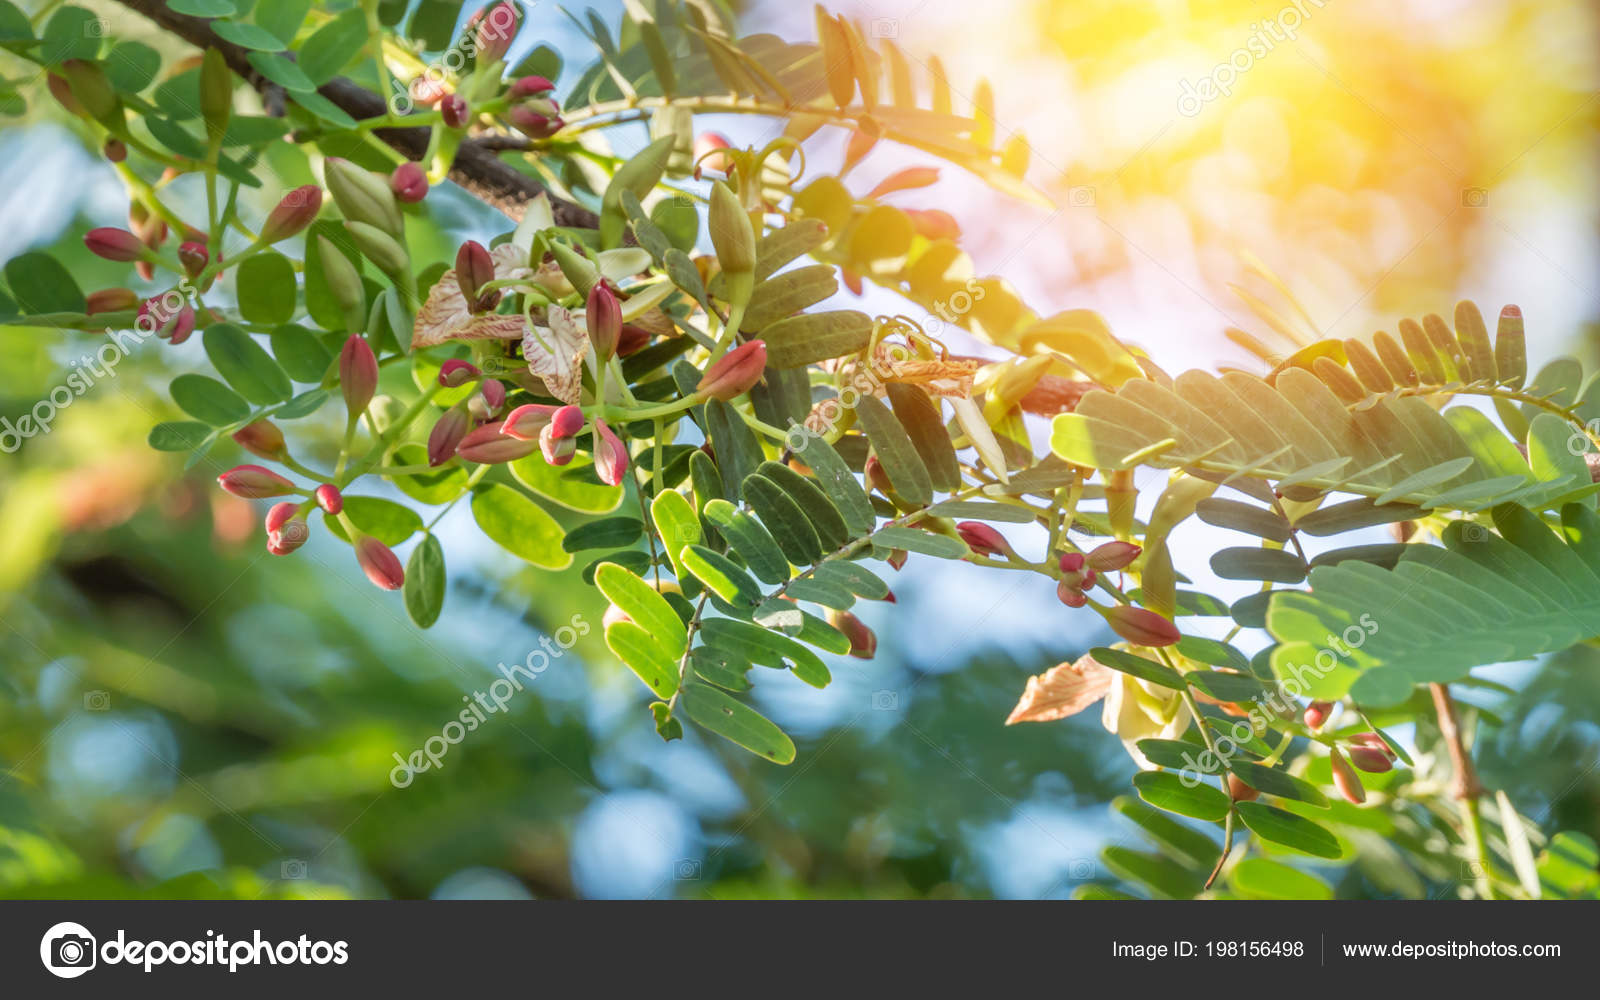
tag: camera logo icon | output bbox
[870,689,899,711]
[674,859,702,880]
[84,690,110,711]
[1462,187,1488,208]
[1069,186,1097,208]
[281,858,308,880]
[40,921,97,978]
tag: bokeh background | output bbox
[1,0,1598,899]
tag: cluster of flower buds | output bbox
[137,296,195,344]
[506,74,563,139]
[826,608,877,659]
[1329,733,1400,804]
[264,502,308,556]
[1055,552,1095,607]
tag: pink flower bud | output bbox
[1057,550,1097,590]
[339,334,378,418]
[217,464,296,499]
[508,106,563,138]
[85,287,139,315]
[617,323,651,358]
[592,418,628,486]
[826,609,877,659]
[603,603,631,629]
[1347,745,1394,774]
[315,483,343,514]
[265,501,299,534]
[550,404,586,440]
[697,340,767,401]
[177,240,209,277]
[887,549,908,571]
[1058,552,1086,573]
[232,420,286,460]
[509,75,556,98]
[1104,605,1181,647]
[166,305,196,345]
[84,227,146,262]
[267,524,309,555]
[1056,579,1087,608]
[502,403,560,440]
[438,359,481,387]
[864,454,892,496]
[103,138,127,163]
[693,132,733,175]
[354,535,405,590]
[957,521,1010,559]
[258,185,323,244]
[480,378,506,415]
[1330,748,1367,804]
[455,240,495,303]
[586,282,622,362]
[390,161,429,203]
[540,422,577,465]
[48,74,83,116]
[457,420,539,464]
[1303,700,1335,730]
[1086,540,1141,573]
[441,94,469,129]
[471,1,520,62]
[1227,774,1260,803]
[428,405,471,466]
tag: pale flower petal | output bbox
[522,305,589,404]
[1005,654,1114,724]
[597,247,652,281]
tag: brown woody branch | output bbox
[112,0,596,227]
[1429,682,1484,800]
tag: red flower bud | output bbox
[1347,745,1394,774]
[428,405,472,466]
[267,522,309,555]
[1086,540,1141,573]
[617,323,651,358]
[47,74,83,116]
[864,454,892,496]
[1058,552,1086,573]
[693,132,733,175]
[232,420,285,460]
[217,464,296,499]
[508,106,563,138]
[480,378,506,415]
[354,535,405,590]
[259,185,322,244]
[438,359,481,387]
[957,521,1011,558]
[1227,773,1260,803]
[84,227,146,262]
[1303,700,1335,730]
[887,548,908,571]
[441,94,469,129]
[265,501,299,535]
[904,208,961,242]
[827,609,877,659]
[471,1,520,62]
[315,483,343,514]
[85,287,139,315]
[509,75,556,98]
[1056,579,1087,608]
[592,418,628,486]
[697,340,767,401]
[339,334,378,418]
[1330,748,1367,804]
[166,305,196,345]
[390,161,429,203]
[1104,605,1181,647]
[178,240,209,277]
[103,138,127,163]
[540,422,577,465]
[458,420,539,464]
[586,282,622,363]
[502,403,560,440]
[455,240,495,303]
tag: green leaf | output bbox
[871,525,968,559]
[296,8,366,84]
[595,562,688,653]
[886,383,961,492]
[1195,498,1290,542]
[254,0,312,45]
[1235,802,1342,858]
[582,549,651,585]
[679,683,795,764]
[704,399,764,501]
[561,517,643,553]
[1185,670,1270,704]
[41,7,101,63]
[269,324,334,382]
[403,534,445,628]
[1296,497,1424,536]
[168,0,237,15]
[103,41,161,93]
[204,323,293,405]
[743,265,838,332]
[4,253,83,314]
[1228,760,1329,807]
[275,389,328,420]
[388,443,467,504]
[170,374,250,425]
[787,428,875,536]
[926,500,1038,524]
[1112,795,1219,869]
[702,499,790,584]
[510,454,625,513]
[783,577,853,610]
[743,473,824,564]
[245,51,315,93]
[811,560,889,600]
[854,395,933,505]
[1132,771,1230,821]
[605,620,680,698]
[755,461,850,551]
[698,617,830,688]
[470,484,571,569]
[324,496,423,546]
[680,545,762,607]
[1210,546,1306,584]
[211,19,287,51]
[651,489,702,580]
[760,310,874,368]
[148,420,212,452]
[1100,846,1203,899]
[1175,635,1251,672]
[1229,858,1333,900]
[1090,646,1185,691]
[650,193,698,252]
[1136,738,1224,773]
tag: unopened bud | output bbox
[1055,578,1087,608]
[345,221,410,277]
[508,106,562,138]
[887,549,908,571]
[693,132,733,175]
[480,378,506,415]
[471,1,520,62]
[864,455,892,496]
[84,227,146,262]
[390,161,429,203]
[1086,540,1141,573]
[697,339,766,401]
[1227,773,1260,803]
[85,287,139,315]
[617,323,651,358]
[199,47,232,146]
[502,403,560,440]
[1330,747,1367,804]
[268,522,309,555]
[317,235,366,331]
[354,534,405,590]
[324,159,403,239]
[441,94,470,129]
[166,305,196,345]
[438,360,480,387]
[178,240,209,277]
[265,501,299,535]
[428,405,472,466]
[1303,700,1335,731]
[47,73,83,116]
[586,282,622,363]
[458,420,539,464]
[904,208,961,242]
[103,137,127,163]
[592,418,629,486]
[217,464,296,499]
[232,420,285,460]
[339,334,378,418]
[258,185,323,244]
[957,521,1011,559]
[1347,745,1394,774]
[826,609,877,659]
[315,483,343,514]
[455,240,495,303]
[1103,605,1181,647]
[708,180,756,278]
[509,75,555,98]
